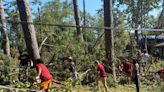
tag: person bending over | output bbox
[121,59,133,84]
[35,59,53,92]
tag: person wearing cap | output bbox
[66,56,78,79]
[94,60,109,92]
[18,50,31,81]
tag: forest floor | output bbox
[72,83,164,92]
[71,61,164,92]
[0,56,163,92]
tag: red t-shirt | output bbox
[36,64,53,81]
[122,62,132,74]
[97,63,107,77]
[159,68,164,73]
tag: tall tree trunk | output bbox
[16,0,40,65]
[104,0,116,82]
[129,32,133,58]
[72,0,82,40]
[157,0,164,29]
[0,0,10,56]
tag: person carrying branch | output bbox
[35,59,53,91]
[94,60,109,92]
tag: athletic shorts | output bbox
[40,80,52,90]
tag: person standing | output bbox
[35,59,53,91]
[65,56,78,79]
[140,50,149,74]
[132,59,140,92]
[94,60,109,92]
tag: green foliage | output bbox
[0,53,18,85]
[11,81,31,88]
[1,0,163,92]
[118,76,129,85]
[117,0,160,28]
[106,74,116,87]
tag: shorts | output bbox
[40,80,52,90]
[125,70,132,77]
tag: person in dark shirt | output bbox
[132,59,140,92]
[19,51,29,67]
[94,60,109,92]
[18,50,31,81]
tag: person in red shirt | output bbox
[94,60,109,92]
[35,59,53,91]
[121,59,133,84]
[121,59,133,77]
[155,68,164,80]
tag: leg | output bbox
[126,71,131,84]
[142,64,145,75]
[40,80,52,91]
[24,65,28,81]
[101,77,109,92]
[135,76,139,92]
[128,76,131,84]
[45,89,49,92]
[96,75,100,91]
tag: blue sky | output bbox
[37,0,102,16]
[5,0,162,18]
[78,0,102,16]
[40,0,161,17]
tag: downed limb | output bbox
[38,37,48,52]
[0,85,41,92]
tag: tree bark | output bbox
[129,32,133,58]
[157,0,164,29]
[104,0,116,82]
[16,0,40,65]
[0,0,10,56]
[72,0,82,39]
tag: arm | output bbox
[96,66,100,77]
[36,67,42,79]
